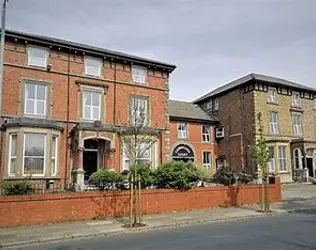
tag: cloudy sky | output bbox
[6,0,316,101]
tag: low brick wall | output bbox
[0,178,281,227]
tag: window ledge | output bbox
[3,176,61,180]
[202,141,211,144]
[267,102,278,105]
[290,107,304,113]
[278,171,290,174]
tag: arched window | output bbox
[293,148,303,169]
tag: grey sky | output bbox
[6,0,316,101]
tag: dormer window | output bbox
[27,46,48,68]
[292,92,301,107]
[214,98,219,111]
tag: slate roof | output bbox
[168,100,218,123]
[4,29,176,71]
[194,73,316,103]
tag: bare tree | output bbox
[118,96,158,227]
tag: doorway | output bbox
[83,151,98,182]
[307,157,314,178]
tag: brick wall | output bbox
[0,178,281,227]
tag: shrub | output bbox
[89,169,123,191]
[130,163,155,189]
[237,171,255,184]
[155,161,206,190]
[1,180,34,195]
[212,166,237,186]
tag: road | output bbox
[20,211,316,250]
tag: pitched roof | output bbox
[168,100,218,123]
[4,29,176,71]
[194,73,316,103]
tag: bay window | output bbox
[278,146,288,172]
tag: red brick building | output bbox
[0,30,176,190]
[168,100,218,173]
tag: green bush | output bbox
[1,180,34,195]
[155,161,206,190]
[130,163,155,189]
[89,169,123,191]
[212,166,236,186]
[237,171,255,184]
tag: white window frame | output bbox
[52,136,58,176]
[27,46,48,68]
[292,92,301,107]
[132,65,147,85]
[177,122,187,139]
[278,146,288,172]
[202,125,210,142]
[202,151,212,170]
[293,148,303,170]
[83,90,101,121]
[270,112,279,135]
[24,83,47,117]
[214,98,219,111]
[292,114,302,136]
[84,56,102,77]
[206,101,213,110]
[122,141,152,171]
[268,87,277,104]
[22,133,46,177]
[130,96,149,126]
[8,133,17,176]
[268,146,275,172]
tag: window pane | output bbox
[92,107,100,120]
[24,158,44,175]
[84,107,91,119]
[28,47,47,67]
[24,134,45,157]
[25,99,34,114]
[84,92,92,105]
[36,85,46,100]
[36,101,45,115]
[10,135,17,156]
[51,159,56,175]
[10,159,17,174]
[52,137,57,158]
[92,92,100,106]
[26,84,35,99]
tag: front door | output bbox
[307,157,314,177]
[83,151,98,182]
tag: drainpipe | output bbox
[113,57,117,125]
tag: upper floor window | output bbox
[278,146,288,172]
[84,56,102,77]
[292,92,301,107]
[202,125,210,142]
[206,101,212,110]
[177,123,187,139]
[214,98,219,111]
[83,90,101,121]
[25,83,47,117]
[132,65,147,85]
[23,133,46,176]
[27,46,48,68]
[292,114,302,136]
[202,151,212,170]
[269,112,279,135]
[268,87,277,104]
[130,96,149,126]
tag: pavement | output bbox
[1,183,316,249]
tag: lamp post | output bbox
[0,0,8,120]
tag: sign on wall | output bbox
[172,144,194,160]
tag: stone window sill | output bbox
[267,102,278,105]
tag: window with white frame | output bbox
[8,134,17,175]
[178,123,187,139]
[122,141,152,171]
[84,56,102,77]
[51,136,58,175]
[206,101,213,110]
[268,88,277,103]
[202,125,210,142]
[203,151,212,170]
[293,148,303,169]
[27,46,48,68]
[292,114,302,136]
[292,92,301,107]
[25,83,47,116]
[278,146,287,172]
[268,146,275,172]
[130,96,148,126]
[83,90,101,121]
[137,142,152,165]
[132,65,147,85]
[270,112,279,135]
[23,133,46,175]
[214,98,219,111]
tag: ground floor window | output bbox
[202,151,212,170]
[278,146,288,172]
[293,148,303,170]
[268,146,276,172]
[6,129,60,177]
[216,157,227,170]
